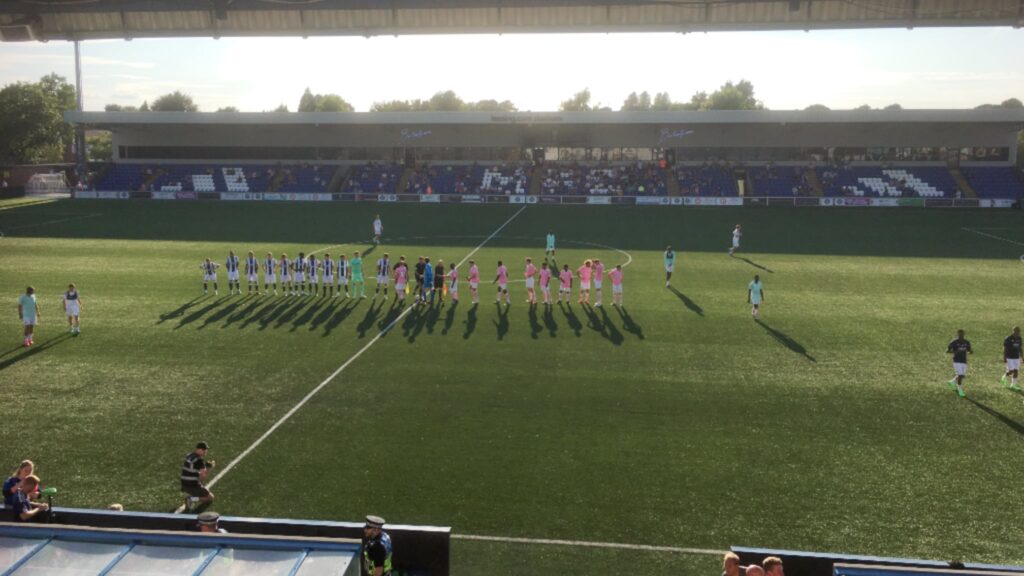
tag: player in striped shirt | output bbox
[225,251,240,295]
[307,254,320,296]
[375,253,390,298]
[393,257,409,304]
[351,251,366,299]
[322,253,336,298]
[279,254,292,296]
[200,258,220,295]
[524,258,537,305]
[293,251,306,296]
[467,260,480,304]
[264,252,278,296]
[539,261,552,306]
[494,260,510,306]
[338,254,349,298]
[245,251,259,295]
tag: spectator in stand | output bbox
[3,460,35,507]
[10,475,48,522]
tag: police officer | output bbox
[361,515,393,576]
[196,511,228,534]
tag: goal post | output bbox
[25,173,70,196]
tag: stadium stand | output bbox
[961,166,1024,198]
[343,162,402,194]
[750,165,813,196]
[816,166,957,197]
[675,164,739,196]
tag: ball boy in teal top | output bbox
[18,286,40,347]
[747,275,764,319]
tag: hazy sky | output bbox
[0,27,1021,112]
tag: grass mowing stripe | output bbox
[451,533,725,556]
[186,205,529,506]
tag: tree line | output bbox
[1,73,1021,164]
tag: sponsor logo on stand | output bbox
[420,194,441,203]
[586,196,612,205]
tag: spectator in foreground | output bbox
[10,475,48,522]
[362,515,393,576]
[763,556,785,576]
[197,511,227,534]
[4,460,35,507]
[722,551,743,576]
[181,441,216,512]
[746,566,765,576]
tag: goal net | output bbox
[25,173,70,196]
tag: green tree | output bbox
[150,91,199,112]
[0,74,77,164]
[298,88,317,112]
[270,104,289,113]
[86,131,112,161]
[621,91,654,111]
[651,92,673,111]
[853,104,872,111]
[139,101,150,112]
[559,88,593,112]
[105,103,139,112]
[1002,98,1023,108]
[705,80,763,110]
[298,88,355,112]
[466,99,517,112]
[427,90,465,112]
[883,103,903,111]
[216,106,239,113]
[804,104,830,111]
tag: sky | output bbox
[0,27,1021,112]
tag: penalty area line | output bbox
[452,533,725,556]
[176,206,528,512]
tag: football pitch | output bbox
[2,199,1023,574]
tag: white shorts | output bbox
[247,273,257,283]
[204,273,217,282]
[281,273,291,282]
[374,226,382,236]
[665,264,674,273]
[498,283,508,291]
[309,275,319,284]
[265,274,276,284]
[295,272,306,282]
[377,275,389,285]
[228,271,239,282]
[324,274,334,284]
[954,362,968,377]
[65,302,80,317]
[525,278,535,289]
[338,276,348,286]
[449,283,458,295]
[470,281,479,290]
[751,298,762,306]
[560,286,571,294]
[580,281,591,290]
[732,238,740,248]
[542,285,550,294]
[1007,358,1021,371]
[22,318,36,326]
[396,282,406,292]
[594,280,602,290]
[612,284,623,294]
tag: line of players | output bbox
[199,249,627,307]
[945,327,1023,398]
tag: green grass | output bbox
[2,199,1024,573]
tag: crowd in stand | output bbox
[540,161,666,195]
[723,552,785,576]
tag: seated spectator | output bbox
[10,475,48,522]
[197,511,228,534]
[3,460,34,507]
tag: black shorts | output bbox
[181,483,210,498]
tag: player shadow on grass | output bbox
[322,300,358,336]
[240,298,286,330]
[542,305,558,338]
[0,333,71,372]
[559,302,583,337]
[156,295,206,325]
[199,298,244,330]
[173,297,227,330]
[441,301,458,335]
[597,307,625,346]
[356,299,385,338]
[291,297,330,332]
[423,300,443,335]
[462,304,478,340]
[403,302,430,342]
[667,287,704,317]
[616,306,645,340]
[275,297,313,329]
[966,398,1024,437]
[755,319,815,362]
[258,297,297,331]
[377,299,405,333]
[222,296,264,328]
[493,302,510,340]
[735,256,774,274]
[527,304,542,339]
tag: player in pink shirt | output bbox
[493,260,510,305]
[393,256,409,304]
[558,264,572,303]
[592,258,605,307]
[576,259,593,305]
[467,260,480,304]
[448,263,459,303]
[539,261,552,306]
[524,257,538,305]
[608,264,624,306]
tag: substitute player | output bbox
[546,230,556,258]
[946,329,972,398]
[351,251,366,299]
[539,261,552,306]
[664,245,676,288]
[245,251,259,295]
[375,253,390,298]
[558,264,572,303]
[200,258,220,295]
[609,264,624,306]
[747,274,764,319]
[524,257,538,305]
[729,224,742,256]
[593,258,605,307]
[323,253,336,298]
[279,253,292,296]
[264,252,278,296]
[373,214,383,244]
[63,283,82,336]
[18,286,40,347]
[225,250,240,295]
[467,260,480,304]
[577,259,593,305]
[1002,326,1022,391]
[494,260,510,305]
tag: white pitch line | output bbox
[2,213,104,231]
[962,227,1024,248]
[452,533,724,556]
[181,206,528,507]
